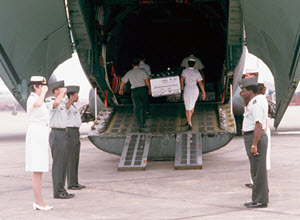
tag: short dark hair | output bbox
[245,85,258,94]
[132,58,140,66]
[258,85,266,95]
[29,85,37,92]
[188,60,195,67]
[67,92,76,98]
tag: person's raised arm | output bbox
[33,86,48,108]
[53,88,67,109]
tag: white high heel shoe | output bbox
[33,202,53,211]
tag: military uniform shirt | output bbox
[122,66,149,89]
[139,61,151,77]
[182,68,203,86]
[65,99,82,128]
[242,96,267,132]
[46,96,68,128]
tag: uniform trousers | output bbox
[244,131,269,204]
[49,129,68,197]
[131,86,148,129]
[67,127,81,187]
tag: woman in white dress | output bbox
[180,59,206,130]
[26,76,53,211]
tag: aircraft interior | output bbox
[102,1,229,104]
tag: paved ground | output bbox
[0,107,300,220]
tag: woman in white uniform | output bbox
[26,76,53,211]
[180,59,206,130]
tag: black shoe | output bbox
[54,192,75,199]
[187,125,193,130]
[68,185,82,190]
[245,183,253,188]
[138,128,143,132]
[77,184,86,189]
[146,112,151,116]
[244,201,268,208]
[143,124,147,128]
[185,122,189,126]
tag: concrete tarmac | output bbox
[0,108,300,220]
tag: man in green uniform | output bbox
[119,58,151,131]
[239,77,268,208]
[46,81,75,199]
[65,85,86,190]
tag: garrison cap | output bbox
[239,77,258,89]
[66,85,80,93]
[28,76,47,86]
[48,80,65,90]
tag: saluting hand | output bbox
[59,87,67,94]
[41,85,48,94]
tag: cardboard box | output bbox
[150,76,181,97]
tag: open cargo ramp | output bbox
[175,132,202,170]
[118,133,151,171]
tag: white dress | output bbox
[25,93,50,172]
[182,68,203,110]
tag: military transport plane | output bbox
[0,1,299,162]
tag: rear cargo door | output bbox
[241,0,300,128]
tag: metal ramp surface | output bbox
[118,133,151,171]
[175,132,202,170]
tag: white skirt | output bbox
[25,124,50,172]
[184,85,199,110]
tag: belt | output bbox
[51,128,66,131]
[67,127,79,130]
[243,130,254,135]
[132,86,147,90]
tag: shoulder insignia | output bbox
[253,100,257,104]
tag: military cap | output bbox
[48,80,65,90]
[239,77,258,89]
[28,76,47,86]
[66,85,80,93]
[188,58,196,62]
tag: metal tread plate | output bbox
[175,132,202,170]
[118,133,151,171]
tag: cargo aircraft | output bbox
[0,0,299,161]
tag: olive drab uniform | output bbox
[242,95,269,204]
[121,66,149,129]
[46,96,69,197]
[65,99,82,187]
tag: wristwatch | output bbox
[251,145,257,149]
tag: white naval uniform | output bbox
[139,61,151,77]
[25,92,50,172]
[182,67,203,110]
[181,54,205,70]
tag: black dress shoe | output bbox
[77,184,86,189]
[68,185,82,190]
[143,124,147,128]
[244,201,267,208]
[187,125,193,130]
[245,183,253,188]
[54,192,75,199]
